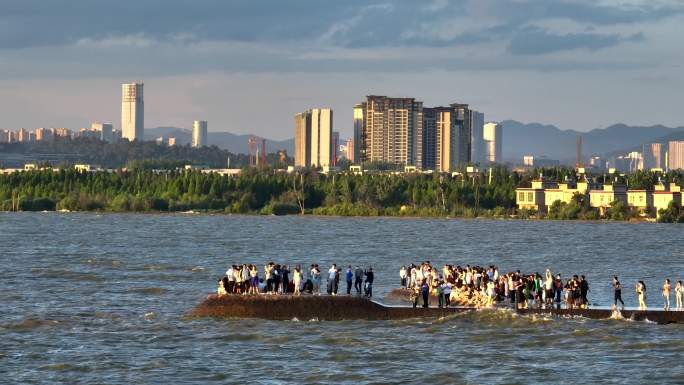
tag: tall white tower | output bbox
[192,120,208,148]
[121,82,144,141]
[483,122,503,164]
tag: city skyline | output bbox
[0,1,683,139]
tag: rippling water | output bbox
[1,213,683,384]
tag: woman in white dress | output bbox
[293,265,303,295]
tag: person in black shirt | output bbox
[613,276,625,309]
[364,267,374,297]
[579,275,589,307]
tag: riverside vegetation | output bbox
[1,166,683,222]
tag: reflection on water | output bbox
[1,213,683,384]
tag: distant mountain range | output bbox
[501,120,684,163]
[146,122,684,164]
[144,127,294,155]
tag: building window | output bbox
[518,192,525,202]
[527,192,533,202]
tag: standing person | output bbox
[421,280,430,308]
[580,275,589,308]
[364,267,374,297]
[293,266,302,295]
[675,281,683,310]
[273,264,282,294]
[544,269,554,308]
[636,281,647,310]
[281,265,290,294]
[264,263,274,294]
[249,265,259,295]
[399,266,408,288]
[354,266,364,294]
[613,276,625,309]
[226,265,236,294]
[663,279,671,311]
[437,280,445,308]
[444,281,452,307]
[242,264,250,294]
[327,264,337,295]
[333,267,340,295]
[310,264,321,295]
[345,265,353,295]
[554,274,563,309]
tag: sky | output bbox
[0,0,682,140]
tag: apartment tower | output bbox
[192,120,208,148]
[668,141,684,170]
[121,82,144,141]
[360,96,423,166]
[294,108,333,168]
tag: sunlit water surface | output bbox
[1,213,683,384]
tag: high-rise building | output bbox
[451,104,472,168]
[344,138,354,162]
[310,108,333,168]
[294,111,311,167]
[668,141,684,170]
[470,111,485,165]
[360,96,423,166]
[643,142,666,170]
[353,103,365,164]
[17,128,29,142]
[53,127,72,138]
[168,136,176,146]
[121,82,144,141]
[294,108,333,168]
[192,120,208,148]
[34,128,53,142]
[331,131,339,166]
[422,108,438,170]
[422,105,472,172]
[483,122,502,164]
[91,122,113,142]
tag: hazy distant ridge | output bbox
[145,127,294,155]
[501,120,684,161]
[146,122,684,161]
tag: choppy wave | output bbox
[127,287,169,295]
[31,268,105,282]
[1,318,61,331]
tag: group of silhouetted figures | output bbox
[217,263,375,297]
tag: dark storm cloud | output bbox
[0,0,680,51]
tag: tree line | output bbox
[1,166,682,222]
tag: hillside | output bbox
[501,121,684,162]
[145,127,294,155]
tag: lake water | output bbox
[1,213,683,384]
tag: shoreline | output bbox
[0,210,665,224]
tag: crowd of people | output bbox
[399,262,590,309]
[217,263,375,297]
[399,263,683,311]
[212,260,682,311]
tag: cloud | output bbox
[0,0,680,51]
[508,27,645,55]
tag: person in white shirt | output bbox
[226,266,235,294]
[327,264,337,295]
[399,266,407,288]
